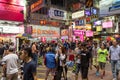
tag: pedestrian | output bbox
[97,43,108,79]
[74,53,81,80]
[1,46,18,80]
[20,47,37,80]
[108,40,120,80]
[55,46,68,80]
[31,42,38,65]
[80,42,92,80]
[92,42,99,76]
[44,45,56,80]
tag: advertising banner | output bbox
[100,0,120,17]
[102,21,113,28]
[0,25,24,34]
[96,26,102,31]
[86,31,93,37]
[49,8,67,20]
[72,10,85,19]
[0,2,24,22]
[73,30,85,36]
[32,25,60,37]
[61,29,68,36]
[31,0,45,12]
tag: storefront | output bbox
[32,25,60,41]
[0,23,24,42]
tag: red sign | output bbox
[72,3,83,11]
[0,0,24,6]
[31,0,44,12]
[0,3,24,22]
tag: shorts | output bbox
[46,68,56,76]
[99,62,106,69]
[92,58,98,66]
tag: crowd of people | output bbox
[0,39,120,80]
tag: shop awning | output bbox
[16,33,32,38]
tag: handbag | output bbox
[116,60,120,71]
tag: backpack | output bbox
[45,52,56,68]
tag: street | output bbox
[37,63,116,80]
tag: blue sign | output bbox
[85,9,91,16]
[75,20,84,26]
[91,7,98,15]
[54,10,64,17]
[109,0,120,11]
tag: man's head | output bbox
[112,40,117,46]
[20,47,32,61]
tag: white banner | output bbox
[0,25,24,34]
[72,10,85,19]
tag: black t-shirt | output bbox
[0,47,5,55]
[80,50,92,67]
[23,60,36,80]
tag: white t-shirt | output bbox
[2,53,18,74]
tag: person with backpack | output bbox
[44,45,56,80]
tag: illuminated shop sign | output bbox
[85,9,91,16]
[102,21,113,28]
[49,8,67,20]
[0,25,24,34]
[91,7,98,15]
[94,21,102,26]
[32,25,60,37]
[75,20,85,26]
[0,3,24,22]
[31,0,44,12]
[72,10,85,19]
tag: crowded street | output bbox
[0,0,120,80]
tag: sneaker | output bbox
[96,71,100,76]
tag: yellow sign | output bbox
[96,26,102,31]
[85,24,91,30]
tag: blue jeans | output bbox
[111,60,119,78]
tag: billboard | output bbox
[100,0,120,17]
[49,8,67,20]
[0,0,24,22]
[31,0,45,12]
[72,10,85,19]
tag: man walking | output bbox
[2,46,18,80]
[109,40,120,80]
